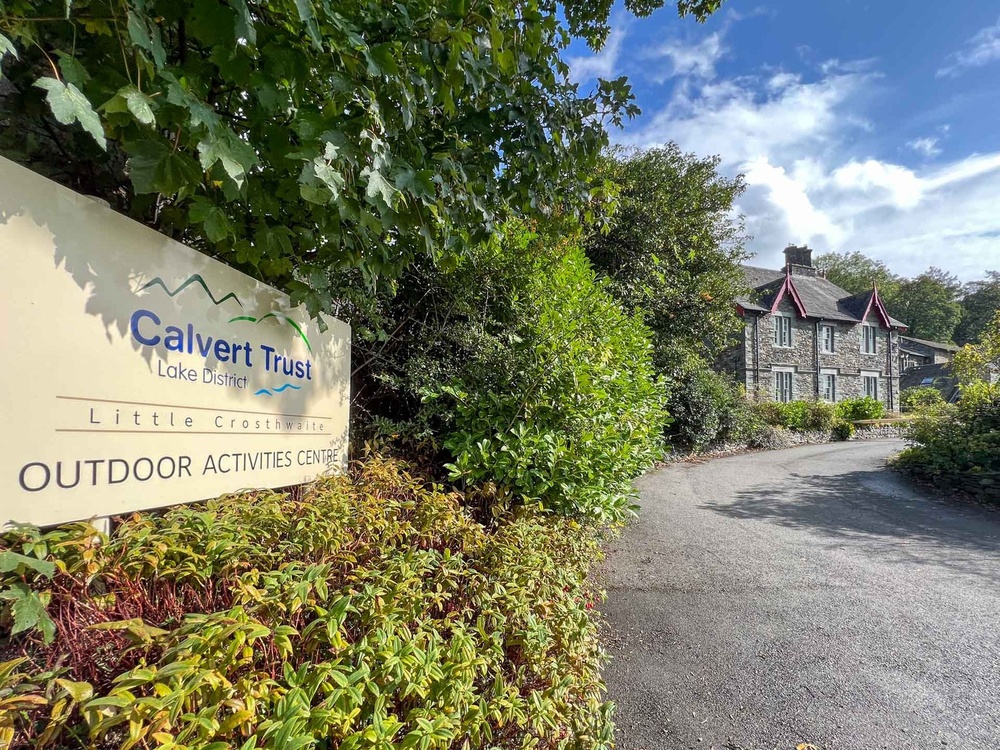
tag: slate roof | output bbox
[900,335,961,353]
[899,363,961,403]
[738,265,908,328]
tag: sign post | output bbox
[0,157,350,527]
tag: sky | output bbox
[566,0,1000,281]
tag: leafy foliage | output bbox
[662,355,759,451]
[814,251,902,301]
[584,144,749,370]
[0,457,616,749]
[431,226,667,522]
[890,269,963,344]
[0,0,725,318]
[834,396,886,422]
[900,386,947,414]
[952,310,1000,384]
[955,271,1000,345]
[895,383,1000,501]
[753,400,836,432]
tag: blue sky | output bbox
[567,0,1000,281]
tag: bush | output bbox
[663,357,762,451]
[439,226,667,522]
[900,386,946,413]
[895,383,1000,500]
[353,221,667,522]
[0,457,615,749]
[831,420,855,441]
[835,396,886,422]
[751,400,836,432]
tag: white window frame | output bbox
[820,369,837,402]
[861,323,878,355]
[773,314,792,348]
[820,324,835,354]
[861,370,879,400]
[773,366,794,403]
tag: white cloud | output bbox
[937,19,1000,78]
[568,26,627,83]
[653,32,725,80]
[618,52,1000,280]
[906,137,941,158]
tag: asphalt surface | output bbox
[600,440,1000,750]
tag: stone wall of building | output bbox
[725,298,902,409]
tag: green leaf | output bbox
[0,33,18,70]
[153,151,202,194]
[33,77,106,150]
[198,129,257,186]
[56,678,94,704]
[361,167,397,209]
[124,87,156,125]
[0,550,56,578]
[190,199,233,242]
[125,140,171,194]
[228,0,257,45]
[126,12,152,52]
[2,583,56,644]
[55,52,89,88]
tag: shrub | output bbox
[439,227,667,522]
[354,221,667,522]
[751,400,836,432]
[835,396,886,422]
[831,420,855,441]
[663,357,762,451]
[900,386,946,413]
[0,457,615,749]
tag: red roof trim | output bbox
[861,283,900,329]
[770,269,808,318]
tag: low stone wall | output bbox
[851,423,907,441]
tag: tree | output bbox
[891,268,963,343]
[814,251,902,300]
[583,144,749,370]
[953,310,1000,384]
[0,0,726,321]
[955,271,1000,345]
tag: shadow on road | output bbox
[701,468,1000,582]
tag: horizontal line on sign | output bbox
[55,429,331,436]
[56,395,333,420]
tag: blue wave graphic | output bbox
[254,383,302,396]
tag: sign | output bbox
[0,157,350,527]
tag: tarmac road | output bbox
[600,440,1000,750]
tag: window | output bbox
[862,373,879,399]
[862,324,877,354]
[773,315,792,348]
[821,371,837,402]
[821,324,835,353]
[774,369,794,402]
[920,377,935,386]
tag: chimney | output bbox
[783,244,817,276]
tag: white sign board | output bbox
[0,157,350,527]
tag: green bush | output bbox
[831,419,855,441]
[751,400,836,432]
[0,457,615,749]
[439,226,667,522]
[835,396,886,422]
[663,357,762,451]
[900,386,947,413]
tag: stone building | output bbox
[899,336,960,371]
[718,245,908,410]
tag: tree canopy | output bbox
[583,143,748,369]
[0,0,726,321]
[815,251,968,343]
[955,271,1000,345]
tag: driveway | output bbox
[600,440,1000,750]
